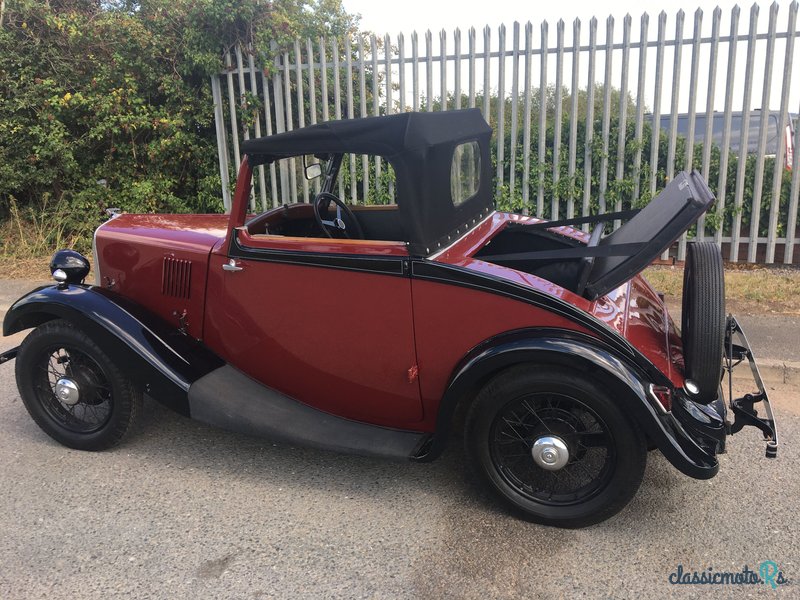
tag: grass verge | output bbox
[644,265,800,314]
[1,198,92,280]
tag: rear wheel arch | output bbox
[418,331,660,461]
[451,354,641,426]
[440,355,646,451]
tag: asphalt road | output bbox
[0,285,798,599]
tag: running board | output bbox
[188,365,427,460]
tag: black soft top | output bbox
[241,109,493,256]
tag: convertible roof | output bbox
[241,110,494,256]
[240,109,491,162]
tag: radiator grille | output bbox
[161,257,192,299]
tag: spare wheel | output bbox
[681,241,725,403]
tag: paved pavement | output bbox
[665,298,800,365]
[0,280,798,599]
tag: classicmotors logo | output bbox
[668,561,790,589]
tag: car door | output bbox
[203,229,423,427]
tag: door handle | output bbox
[222,259,243,272]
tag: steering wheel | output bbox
[313,192,365,239]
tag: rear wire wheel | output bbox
[681,241,725,403]
[465,366,647,527]
[15,319,141,450]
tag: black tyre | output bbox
[681,241,725,403]
[465,366,647,528]
[15,319,141,450]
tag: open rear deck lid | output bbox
[584,171,716,299]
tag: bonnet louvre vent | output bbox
[162,257,192,299]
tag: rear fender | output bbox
[416,328,719,479]
[3,284,223,416]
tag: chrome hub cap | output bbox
[54,378,80,406]
[531,435,570,471]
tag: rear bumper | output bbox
[653,401,721,480]
[725,315,779,458]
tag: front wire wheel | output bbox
[466,366,647,527]
[15,319,141,450]
[37,345,113,433]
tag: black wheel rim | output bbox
[489,392,616,506]
[33,345,113,433]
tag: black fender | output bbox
[3,284,223,416]
[415,328,719,479]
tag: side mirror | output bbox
[304,162,322,180]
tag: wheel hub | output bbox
[54,378,80,406]
[531,435,570,471]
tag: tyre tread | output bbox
[681,242,725,403]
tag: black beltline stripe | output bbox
[230,235,406,276]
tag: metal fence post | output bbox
[212,7,800,265]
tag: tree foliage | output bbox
[1,0,792,254]
[0,0,357,250]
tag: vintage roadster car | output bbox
[0,109,778,527]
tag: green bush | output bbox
[1,2,792,253]
[0,0,356,253]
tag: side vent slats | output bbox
[162,257,192,299]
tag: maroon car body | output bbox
[92,192,686,429]
[1,110,777,527]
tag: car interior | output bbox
[245,202,404,241]
[244,153,405,242]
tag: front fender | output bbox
[415,329,719,480]
[3,284,223,416]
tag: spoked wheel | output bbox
[466,366,647,527]
[490,392,615,506]
[15,319,141,450]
